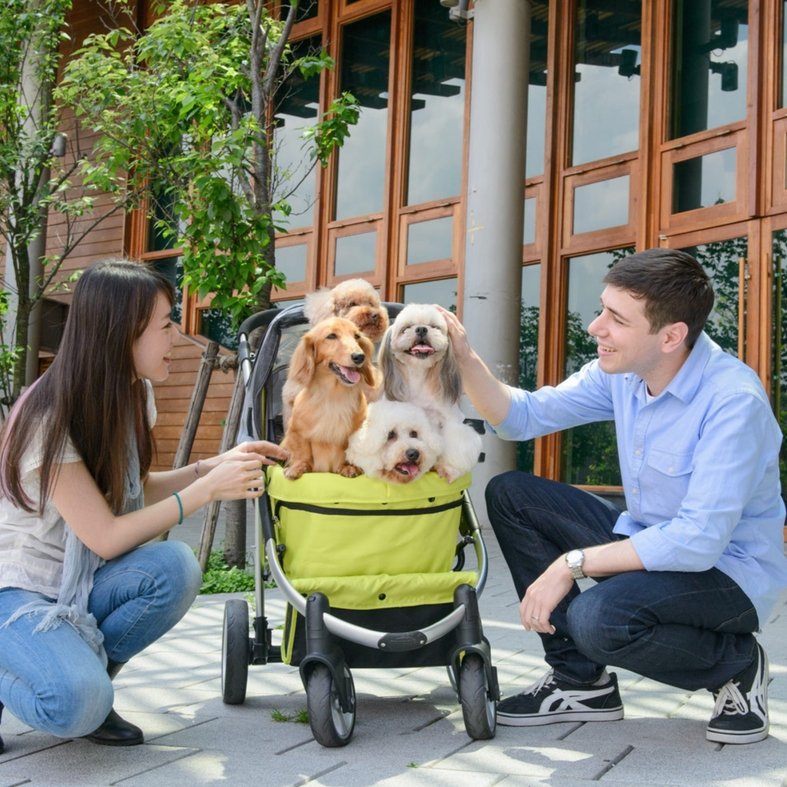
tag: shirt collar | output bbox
[625,332,713,404]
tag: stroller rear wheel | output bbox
[222,599,250,704]
[305,664,356,747]
[459,653,496,740]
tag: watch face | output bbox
[567,549,583,566]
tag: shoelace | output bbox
[712,680,748,717]
[524,670,557,696]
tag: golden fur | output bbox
[283,279,388,425]
[281,317,377,479]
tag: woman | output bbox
[0,260,287,749]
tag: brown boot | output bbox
[84,661,144,746]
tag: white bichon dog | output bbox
[346,400,443,484]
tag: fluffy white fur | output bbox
[347,401,443,483]
[377,303,482,482]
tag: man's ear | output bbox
[662,321,689,353]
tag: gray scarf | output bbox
[2,434,144,664]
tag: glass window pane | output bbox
[680,238,746,357]
[523,197,537,246]
[670,0,748,139]
[517,264,541,473]
[673,147,736,213]
[401,278,457,312]
[573,175,629,234]
[335,12,391,220]
[152,256,183,325]
[275,244,308,284]
[771,230,787,496]
[274,37,321,227]
[526,0,548,179]
[200,309,238,350]
[562,249,633,486]
[571,1,641,165]
[406,0,466,205]
[334,232,376,277]
[406,217,453,265]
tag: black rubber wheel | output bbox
[305,664,356,747]
[221,599,250,705]
[458,653,496,740]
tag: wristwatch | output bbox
[565,549,586,580]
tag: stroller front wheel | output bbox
[306,664,356,747]
[222,599,251,704]
[459,653,496,740]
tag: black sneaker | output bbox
[496,670,624,727]
[706,642,769,744]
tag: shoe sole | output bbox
[497,707,624,727]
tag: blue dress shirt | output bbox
[491,332,787,626]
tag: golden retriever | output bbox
[281,317,376,479]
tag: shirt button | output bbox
[631,487,638,495]
[634,449,642,456]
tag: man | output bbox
[441,248,787,744]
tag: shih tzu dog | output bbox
[377,303,482,482]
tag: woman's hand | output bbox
[200,441,289,501]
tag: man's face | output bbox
[587,285,671,384]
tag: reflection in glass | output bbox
[275,244,308,284]
[571,1,641,165]
[526,0,548,178]
[561,249,632,486]
[406,217,453,265]
[152,256,183,326]
[335,12,391,220]
[680,238,746,358]
[200,308,238,351]
[517,264,541,473]
[402,278,457,312]
[771,231,787,495]
[673,147,736,213]
[523,197,536,246]
[334,232,376,277]
[147,190,177,253]
[573,176,629,234]
[406,0,465,205]
[274,37,320,227]
[670,0,748,139]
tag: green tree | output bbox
[0,0,117,412]
[57,0,359,324]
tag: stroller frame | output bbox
[221,302,499,747]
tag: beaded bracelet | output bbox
[172,491,184,525]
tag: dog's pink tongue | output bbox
[396,462,420,479]
[411,343,434,355]
[342,366,361,384]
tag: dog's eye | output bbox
[409,430,418,439]
[326,332,337,340]
[387,430,397,441]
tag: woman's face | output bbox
[132,292,176,382]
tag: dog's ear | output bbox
[359,334,378,387]
[379,327,407,402]
[440,338,462,404]
[288,333,316,386]
[304,288,334,325]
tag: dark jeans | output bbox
[485,471,759,691]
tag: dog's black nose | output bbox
[351,352,365,366]
[415,325,427,338]
[405,448,420,462]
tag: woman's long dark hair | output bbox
[0,260,175,513]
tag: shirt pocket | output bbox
[641,448,693,517]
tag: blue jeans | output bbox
[486,471,759,691]
[0,540,201,738]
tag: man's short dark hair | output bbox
[603,249,715,348]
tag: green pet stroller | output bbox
[221,302,499,747]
